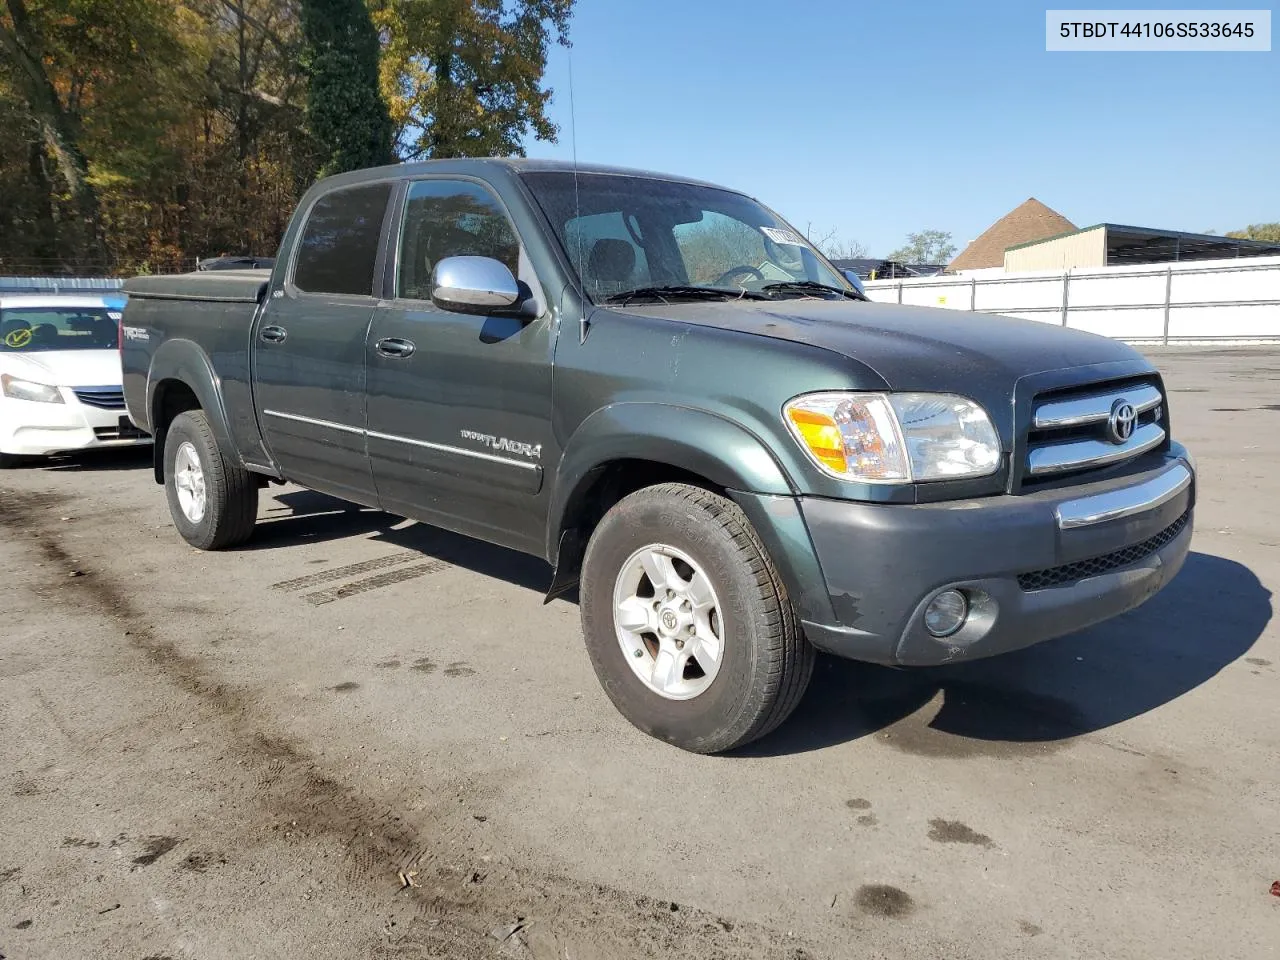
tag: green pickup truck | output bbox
[120,159,1196,753]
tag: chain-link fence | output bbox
[0,256,200,278]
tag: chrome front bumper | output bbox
[1055,461,1192,529]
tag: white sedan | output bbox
[1,293,151,467]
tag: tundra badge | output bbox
[460,429,542,459]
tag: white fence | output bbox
[863,254,1280,343]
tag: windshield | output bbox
[519,171,853,302]
[1,306,120,353]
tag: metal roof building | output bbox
[1004,224,1280,272]
[829,258,946,280]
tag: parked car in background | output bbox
[197,255,277,271]
[1,294,150,467]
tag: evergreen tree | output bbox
[299,0,394,177]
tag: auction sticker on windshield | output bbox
[761,226,806,247]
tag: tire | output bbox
[579,482,815,754]
[163,409,258,550]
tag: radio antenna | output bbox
[567,44,589,344]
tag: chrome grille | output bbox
[73,386,126,410]
[1016,509,1190,590]
[1025,380,1166,480]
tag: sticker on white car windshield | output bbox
[761,226,806,247]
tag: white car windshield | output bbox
[1,307,119,353]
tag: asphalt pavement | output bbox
[1,346,1277,960]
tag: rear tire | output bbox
[163,410,258,550]
[579,482,814,754]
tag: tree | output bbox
[1226,223,1280,242]
[0,0,208,269]
[300,0,394,176]
[801,226,866,261]
[0,0,579,273]
[371,0,573,160]
[823,238,868,260]
[887,229,956,264]
[1,0,109,263]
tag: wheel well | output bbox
[547,459,725,598]
[150,379,201,483]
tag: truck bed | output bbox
[120,269,273,467]
[123,269,272,303]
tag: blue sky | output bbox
[521,1,1279,258]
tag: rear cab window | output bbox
[291,182,394,296]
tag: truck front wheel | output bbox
[579,482,815,754]
[163,410,258,550]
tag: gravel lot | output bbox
[2,346,1277,960]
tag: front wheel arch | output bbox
[547,403,797,563]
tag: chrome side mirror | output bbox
[841,269,867,297]
[431,255,521,314]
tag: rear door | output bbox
[364,176,555,555]
[253,181,394,504]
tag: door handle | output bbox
[260,325,288,344]
[375,337,416,359]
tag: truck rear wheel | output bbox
[579,482,814,754]
[163,410,258,550]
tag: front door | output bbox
[254,180,393,504]
[365,177,556,555]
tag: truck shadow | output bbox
[35,447,153,472]
[245,489,554,592]
[232,492,1270,759]
[243,489,408,548]
[738,551,1271,757]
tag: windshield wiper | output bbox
[602,285,769,305]
[761,280,869,302]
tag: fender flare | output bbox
[145,338,236,480]
[546,402,795,560]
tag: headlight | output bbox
[1,373,64,404]
[783,391,1001,482]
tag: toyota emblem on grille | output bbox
[1107,399,1137,444]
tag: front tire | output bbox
[163,410,258,550]
[579,482,815,754]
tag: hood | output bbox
[0,349,123,388]
[615,298,1151,393]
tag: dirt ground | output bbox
[1,347,1277,960]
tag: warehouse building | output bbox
[1003,224,1280,271]
[947,197,1280,275]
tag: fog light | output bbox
[924,589,968,638]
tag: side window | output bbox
[563,211,649,299]
[397,180,521,301]
[293,182,392,296]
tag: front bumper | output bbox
[795,448,1195,666]
[0,394,150,457]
